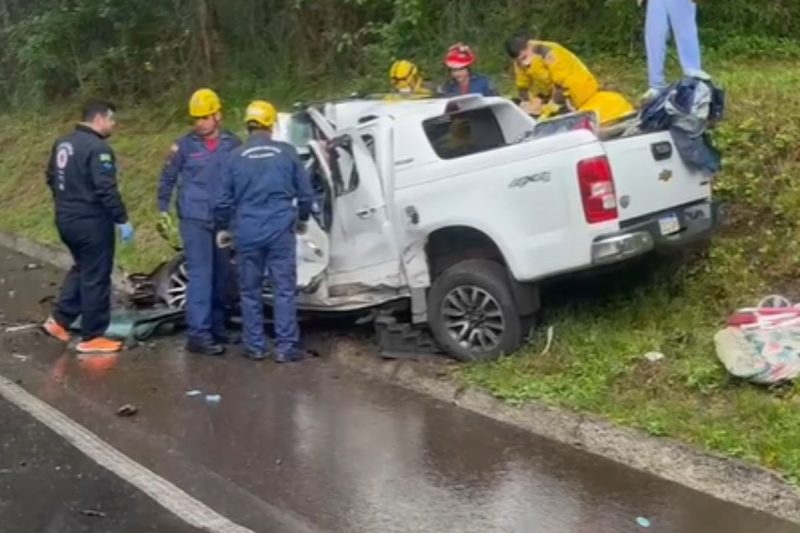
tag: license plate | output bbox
[658,213,681,236]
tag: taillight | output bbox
[577,156,618,224]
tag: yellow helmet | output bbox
[244,100,277,128]
[188,88,221,117]
[390,60,422,93]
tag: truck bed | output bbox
[602,130,712,222]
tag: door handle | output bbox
[356,207,376,219]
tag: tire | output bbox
[427,259,523,362]
[157,253,241,311]
[158,253,188,310]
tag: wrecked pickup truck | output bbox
[150,94,720,361]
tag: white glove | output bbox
[216,230,233,249]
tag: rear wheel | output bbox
[427,259,524,362]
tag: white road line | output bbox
[0,375,256,533]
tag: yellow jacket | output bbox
[514,40,633,124]
[513,40,599,107]
[384,88,433,101]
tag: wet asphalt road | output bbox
[1,246,799,533]
[0,398,203,533]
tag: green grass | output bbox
[3,57,800,481]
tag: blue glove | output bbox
[117,222,135,243]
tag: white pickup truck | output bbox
[158,94,719,361]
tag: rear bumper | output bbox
[591,200,721,265]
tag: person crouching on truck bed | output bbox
[439,43,497,97]
[504,33,634,125]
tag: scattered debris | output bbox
[716,295,800,384]
[4,323,36,333]
[539,326,555,356]
[644,351,665,363]
[24,263,42,271]
[636,516,651,528]
[115,404,139,417]
[79,509,107,518]
[0,468,12,475]
[205,394,221,404]
[275,459,282,466]
[8,290,15,299]
[185,389,203,397]
[11,353,29,362]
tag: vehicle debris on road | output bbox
[4,323,38,333]
[79,509,107,518]
[115,404,139,417]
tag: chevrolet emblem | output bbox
[658,169,673,182]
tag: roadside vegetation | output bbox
[2,0,800,483]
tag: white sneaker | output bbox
[641,88,660,103]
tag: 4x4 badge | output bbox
[509,171,551,188]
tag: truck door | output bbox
[293,140,332,292]
[328,130,404,288]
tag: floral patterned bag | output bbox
[714,296,800,384]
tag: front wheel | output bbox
[160,254,188,310]
[427,259,524,362]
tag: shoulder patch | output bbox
[98,151,115,172]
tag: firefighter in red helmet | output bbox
[439,43,497,97]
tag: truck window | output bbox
[361,134,376,160]
[330,145,359,196]
[423,107,506,159]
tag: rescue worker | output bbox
[389,60,433,97]
[641,0,703,99]
[214,101,313,363]
[505,33,635,125]
[439,43,497,97]
[157,89,241,356]
[42,99,133,354]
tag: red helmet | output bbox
[444,43,475,69]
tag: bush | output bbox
[1,0,800,105]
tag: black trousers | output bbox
[52,217,115,340]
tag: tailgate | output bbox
[603,131,711,222]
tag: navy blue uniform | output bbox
[46,124,127,339]
[215,132,313,358]
[157,131,241,345]
[440,72,497,97]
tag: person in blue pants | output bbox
[214,100,314,362]
[642,0,704,98]
[157,88,241,356]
